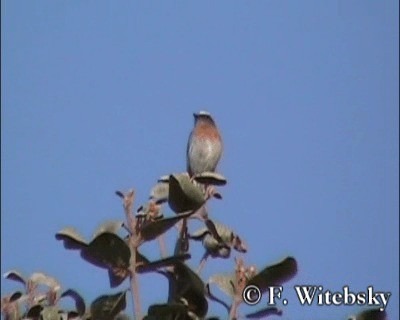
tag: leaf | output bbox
[212,192,223,199]
[190,227,209,240]
[136,254,191,274]
[81,232,130,270]
[9,291,23,302]
[40,306,59,320]
[195,220,240,245]
[207,242,231,258]
[26,304,43,318]
[247,257,297,293]
[157,175,171,183]
[115,313,132,320]
[108,269,128,289]
[146,303,191,320]
[232,235,247,253]
[352,308,387,320]
[137,202,163,220]
[107,249,148,286]
[168,174,206,213]
[61,289,86,316]
[246,307,282,318]
[207,273,236,298]
[174,218,189,255]
[115,191,124,198]
[93,220,124,238]
[29,272,61,292]
[193,221,245,258]
[193,172,227,186]
[139,211,192,243]
[173,261,208,318]
[90,291,127,320]
[201,234,229,258]
[55,228,88,250]
[66,311,81,319]
[106,247,144,288]
[205,219,225,243]
[149,181,169,204]
[3,270,26,286]
[205,220,229,244]
[160,263,207,316]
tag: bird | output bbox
[186,111,223,177]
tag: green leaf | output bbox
[115,190,124,198]
[247,257,297,293]
[137,202,163,219]
[81,232,130,270]
[174,219,190,255]
[203,235,231,258]
[55,227,88,250]
[66,310,80,319]
[61,289,86,316]
[245,307,282,318]
[107,249,148,288]
[232,234,247,253]
[207,273,236,298]
[193,221,246,258]
[212,191,223,199]
[26,304,43,318]
[106,249,149,287]
[193,172,227,186]
[139,211,192,243]
[3,270,26,286]
[29,272,61,292]
[136,254,191,274]
[90,291,127,320]
[150,181,169,204]
[168,174,206,213]
[146,303,190,320]
[40,306,59,320]
[93,220,124,239]
[173,262,208,318]
[107,269,127,289]
[9,291,23,302]
[115,313,132,320]
[190,227,209,240]
[204,220,230,244]
[158,175,170,183]
[352,308,387,320]
[193,221,237,245]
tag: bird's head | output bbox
[193,111,215,125]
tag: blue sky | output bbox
[2,1,398,319]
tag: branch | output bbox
[120,190,142,320]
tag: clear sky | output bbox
[2,1,398,319]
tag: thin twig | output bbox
[122,190,142,320]
[229,297,240,320]
[158,233,168,258]
[129,248,142,320]
[196,252,209,274]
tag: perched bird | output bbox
[187,111,223,177]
